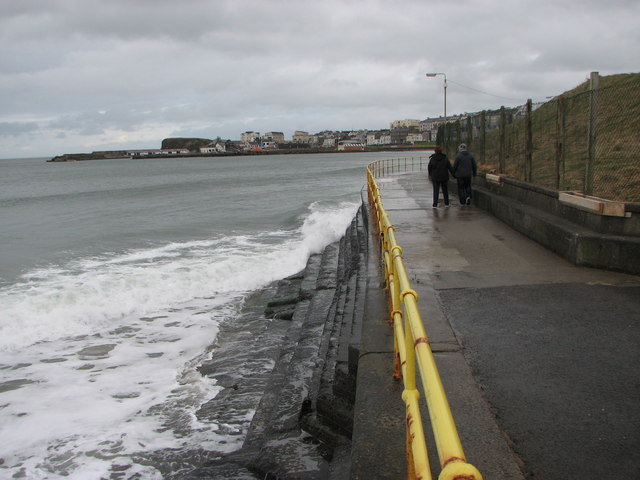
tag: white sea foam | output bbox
[0,200,360,479]
[0,201,359,352]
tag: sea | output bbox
[0,151,427,479]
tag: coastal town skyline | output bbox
[48,109,509,160]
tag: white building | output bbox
[323,138,337,148]
[390,119,421,129]
[379,133,392,145]
[366,131,392,146]
[292,131,315,144]
[337,140,365,151]
[406,133,426,143]
[260,141,278,150]
[200,142,226,154]
[128,149,189,157]
[264,132,285,143]
[241,131,260,143]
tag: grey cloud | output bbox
[47,109,154,135]
[0,0,638,158]
[1,0,213,42]
[0,40,68,75]
[0,122,41,137]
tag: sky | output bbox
[1,0,638,159]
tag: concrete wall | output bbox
[469,174,640,275]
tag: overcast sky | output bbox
[1,0,638,158]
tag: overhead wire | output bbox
[446,79,524,102]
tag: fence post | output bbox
[525,99,533,182]
[466,116,473,151]
[438,123,449,157]
[555,97,565,190]
[444,122,449,158]
[480,110,486,165]
[585,71,599,195]
[499,106,506,173]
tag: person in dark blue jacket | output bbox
[427,145,454,208]
[452,143,477,205]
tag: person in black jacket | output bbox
[452,143,477,205]
[427,145,454,208]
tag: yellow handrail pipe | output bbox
[366,161,482,480]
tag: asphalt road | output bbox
[441,283,640,479]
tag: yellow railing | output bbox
[366,156,428,178]
[366,159,483,480]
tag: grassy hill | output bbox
[161,137,213,151]
[479,72,640,202]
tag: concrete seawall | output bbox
[471,174,640,275]
[183,204,372,479]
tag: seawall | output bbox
[470,174,640,275]
[183,203,374,479]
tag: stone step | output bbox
[310,206,368,443]
[184,204,368,479]
[237,243,343,478]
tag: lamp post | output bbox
[426,72,447,152]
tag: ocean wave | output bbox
[0,200,360,351]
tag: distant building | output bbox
[366,130,391,146]
[260,141,278,150]
[128,149,189,157]
[264,131,285,143]
[241,131,260,143]
[226,141,244,152]
[200,142,226,154]
[349,130,368,143]
[390,119,420,129]
[390,127,419,145]
[323,137,337,148]
[292,131,310,143]
[406,133,426,143]
[292,131,317,144]
[337,140,365,151]
[419,117,444,142]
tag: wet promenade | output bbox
[353,172,640,479]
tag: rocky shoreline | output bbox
[180,203,369,479]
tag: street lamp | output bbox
[426,72,447,151]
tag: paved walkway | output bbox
[355,173,640,479]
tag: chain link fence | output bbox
[438,73,640,203]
